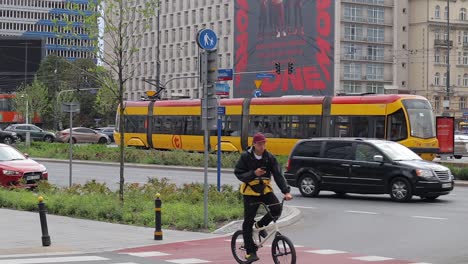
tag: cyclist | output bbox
[234,132,293,262]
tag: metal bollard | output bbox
[154,193,163,240]
[38,196,51,247]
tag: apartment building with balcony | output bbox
[408,0,468,122]
[336,0,409,95]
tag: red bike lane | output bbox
[117,236,429,264]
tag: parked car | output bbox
[55,127,110,144]
[4,124,56,142]
[0,129,18,145]
[0,143,48,188]
[94,127,115,142]
[453,134,468,159]
[284,138,454,202]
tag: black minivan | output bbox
[284,138,454,202]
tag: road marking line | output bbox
[351,256,393,261]
[345,210,378,215]
[0,252,83,259]
[409,262,433,264]
[122,251,170,257]
[0,256,108,264]
[306,249,348,255]
[411,216,448,220]
[110,263,139,264]
[289,205,317,209]
[166,259,212,263]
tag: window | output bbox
[323,142,353,160]
[434,72,440,86]
[435,49,440,63]
[443,72,447,86]
[434,96,440,110]
[292,141,322,157]
[367,6,384,24]
[355,143,381,162]
[435,5,440,18]
[460,97,466,110]
[444,6,448,19]
[366,64,384,80]
[367,45,384,60]
[344,63,361,80]
[344,82,360,93]
[461,8,467,21]
[463,52,468,65]
[464,74,468,87]
[344,43,360,59]
[366,83,384,94]
[344,24,363,40]
[387,109,408,141]
[344,5,363,22]
[367,27,384,42]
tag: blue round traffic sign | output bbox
[197,29,218,50]
[253,89,262,98]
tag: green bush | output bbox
[0,179,243,232]
[443,164,468,180]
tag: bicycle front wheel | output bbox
[271,235,296,264]
[231,230,250,264]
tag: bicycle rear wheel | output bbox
[231,230,250,264]
[271,235,296,264]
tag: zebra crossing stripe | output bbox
[306,249,348,254]
[0,256,108,264]
[122,251,170,257]
[166,259,211,264]
[351,256,394,261]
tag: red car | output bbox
[0,144,48,188]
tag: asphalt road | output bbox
[41,161,468,264]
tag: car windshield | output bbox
[372,140,422,161]
[0,146,26,161]
[403,99,436,139]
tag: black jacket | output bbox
[234,146,290,195]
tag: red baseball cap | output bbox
[253,133,267,144]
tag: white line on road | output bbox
[0,252,83,259]
[306,249,348,255]
[351,256,393,261]
[411,216,448,220]
[345,210,378,215]
[0,256,108,264]
[122,251,170,257]
[289,205,317,209]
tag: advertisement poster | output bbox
[234,0,335,97]
[436,116,454,154]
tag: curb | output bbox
[212,206,302,235]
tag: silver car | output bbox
[453,134,468,159]
[56,127,110,144]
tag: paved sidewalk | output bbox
[0,205,302,256]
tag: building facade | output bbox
[0,0,95,60]
[335,0,409,95]
[408,0,468,123]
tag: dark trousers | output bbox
[242,192,282,254]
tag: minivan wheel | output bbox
[3,136,13,145]
[298,173,320,197]
[390,177,413,202]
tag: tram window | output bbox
[224,115,241,136]
[125,115,146,133]
[334,116,350,137]
[387,109,408,141]
[374,116,385,138]
[248,115,321,139]
[350,116,369,137]
[172,116,184,134]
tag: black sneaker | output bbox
[245,252,259,262]
[255,222,268,238]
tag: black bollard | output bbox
[154,193,163,240]
[38,196,51,246]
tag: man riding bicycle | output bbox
[234,132,293,262]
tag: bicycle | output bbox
[231,199,297,264]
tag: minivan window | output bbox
[323,142,353,160]
[292,141,321,157]
[355,143,381,162]
[372,141,421,160]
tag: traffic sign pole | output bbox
[197,28,219,228]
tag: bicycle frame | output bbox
[252,199,284,248]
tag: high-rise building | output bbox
[336,0,409,95]
[408,0,468,122]
[0,0,96,91]
[0,0,95,60]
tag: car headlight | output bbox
[416,169,435,178]
[3,170,22,176]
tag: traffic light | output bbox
[288,62,294,74]
[275,62,281,74]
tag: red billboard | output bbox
[234,0,334,97]
[436,116,454,154]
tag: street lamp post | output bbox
[444,0,451,116]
